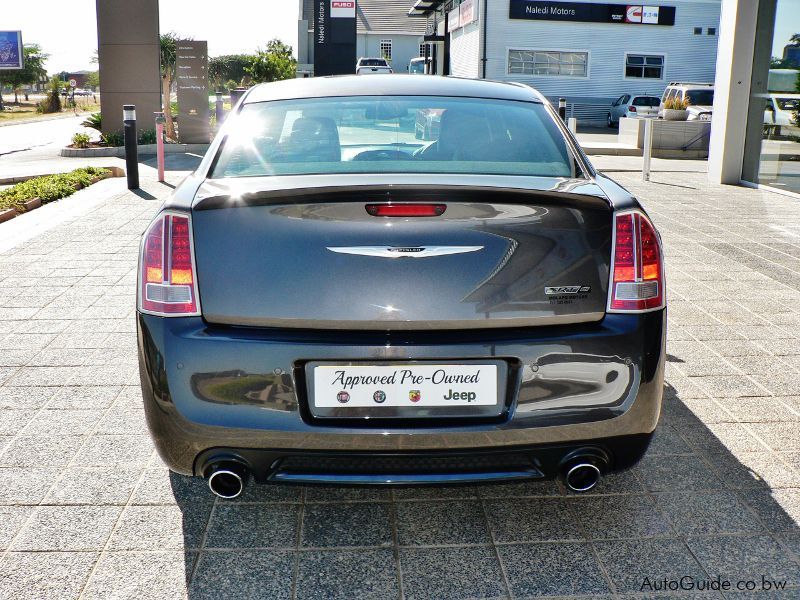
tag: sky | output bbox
[3,0,300,73]
[1,0,798,74]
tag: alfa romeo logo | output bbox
[373,390,386,404]
[337,391,350,404]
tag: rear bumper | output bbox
[137,311,665,476]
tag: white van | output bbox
[660,82,714,121]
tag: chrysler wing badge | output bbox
[326,246,484,258]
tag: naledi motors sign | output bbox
[0,31,23,70]
[509,0,676,26]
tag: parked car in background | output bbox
[660,82,714,121]
[137,75,666,499]
[409,57,428,74]
[356,57,393,75]
[607,94,661,127]
[763,93,800,136]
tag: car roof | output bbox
[243,75,546,104]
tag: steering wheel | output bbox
[351,149,410,161]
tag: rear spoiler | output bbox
[193,182,614,212]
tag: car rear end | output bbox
[627,96,660,118]
[136,80,666,494]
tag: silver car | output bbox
[607,94,661,127]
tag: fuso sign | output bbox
[331,0,355,18]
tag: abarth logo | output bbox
[409,390,421,402]
[373,390,386,404]
[545,286,591,295]
[337,391,350,404]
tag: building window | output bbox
[508,50,588,77]
[380,39,392,61]
[693,27,702,35]
[707,27,716,35]
[419,43,426,57]
[625,54,664,79]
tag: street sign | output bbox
[0,31,23,70]
[69,79,77,88]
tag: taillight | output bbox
[608,211,664,312]
[366,203,446,217]
[629,106,637,112]
[138,212,200,316]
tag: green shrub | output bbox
[100,131,124,147]
[0,167,111,212]
[71,133,91,148]
[81,112,102,131]
[36,91,61,114]
[138,128,157,144]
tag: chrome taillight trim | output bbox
[606,209,666,314]
[137,210,202,317]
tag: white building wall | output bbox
[449,0,721,123]
[357,34,423,73]
[450,21,482,79]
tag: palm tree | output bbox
[790,33,800,46]
[160,32,180,140]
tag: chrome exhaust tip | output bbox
[206,463,247,499]
[563,462,601,493]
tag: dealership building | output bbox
[410,0,722,123]
[297,0,427,76]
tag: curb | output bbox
[0,168,124,223]
[60,143,210,158]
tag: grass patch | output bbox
[0,167,111,213]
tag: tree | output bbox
[245,40,296,84]
[0,43,48,106]
[771,56,792,69]
[790,33,800,46]
[159,32,183,140]
[86,71,100,91]
[209,54,254,91]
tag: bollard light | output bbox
[558,98,567,122]
[123,104,139,190]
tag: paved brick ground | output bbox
[0,171,799,599]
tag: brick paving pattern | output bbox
[0,172,798,599]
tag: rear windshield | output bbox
[776,97,800,111]
[685,89,714,106]
[359,59,387,67]
[632,96,660,107]
[210,96,576,179]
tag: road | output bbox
[0,116,101,180]
[0,116,90,157]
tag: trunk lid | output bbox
[191,177,612,330]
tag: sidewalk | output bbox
[0,163,798,599]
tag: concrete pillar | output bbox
[707,0,760,185]
[96,0,161,135]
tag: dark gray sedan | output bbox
[137,75,666,498]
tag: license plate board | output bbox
[305,361,506,420]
